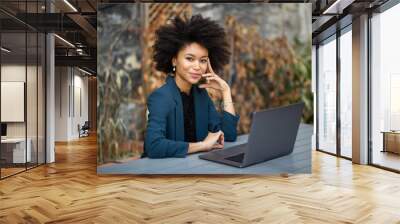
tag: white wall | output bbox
[72,73,89,138]
[1,65,38,138]
[55,67,89,141]
[1,65,26,137]
[55,67,69,141]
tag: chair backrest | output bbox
[82,121,90,129]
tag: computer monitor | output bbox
[1,123,7,137]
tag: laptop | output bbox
[199,102,304,168]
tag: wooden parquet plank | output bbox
[1,135,400,223]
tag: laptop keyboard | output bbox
[225,153,245,163]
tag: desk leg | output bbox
[382,133,386,153]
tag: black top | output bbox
[180,88,197,142]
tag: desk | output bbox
[381,131,400,154]
[1,138,32,164]
[98,124,312,175]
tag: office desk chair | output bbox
[78,121,90,138]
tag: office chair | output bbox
[79,121,90,138]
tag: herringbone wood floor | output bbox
[1,135,400,224]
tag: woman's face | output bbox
[172,42,209,85]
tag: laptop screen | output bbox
[1,123,7,137]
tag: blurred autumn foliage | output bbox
[222,16,313,133]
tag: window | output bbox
[339,27,352,158]
[371,3,400,171]
[0,1,47,179]
[317,35,337,154]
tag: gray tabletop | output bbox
[97,124,312,175]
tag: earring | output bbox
[173,66,176,72]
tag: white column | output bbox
[352,14,369,164]
[46,32,55,163]
[312,45,317,150]
[45,0,56,163]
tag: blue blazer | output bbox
[144,75,240,158]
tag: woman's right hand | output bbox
[201,131,224,151]
[188,131,224,154]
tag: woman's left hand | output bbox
[199,59,230,96]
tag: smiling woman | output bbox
[143,15,240,159]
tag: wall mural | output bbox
[97,3,312,165]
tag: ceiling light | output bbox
[78,67,92,76]
[1,47,11,53]
[54,34,75,48]
[63,0,78,12]
[323,0,354,14]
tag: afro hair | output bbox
[152,14,231,74]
